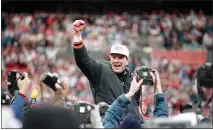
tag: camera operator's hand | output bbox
[55,82,68,96]
[149,69,163,94]
[16,72,31,96]
[53,81,69,106]
[73,20,86,36]
[125,76,143,99]
[90,105,104,128]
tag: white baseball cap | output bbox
[110,44,129,58]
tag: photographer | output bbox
[72,20,142,121]
[11,72,31,120]
[39,72,69,107]
[10,71,68,121]
[103,70,168,128]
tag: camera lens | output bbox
[143,72,148,76]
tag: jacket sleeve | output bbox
[103,94,130,128]
[153,93,169,117]
[11,93,26,121]
[73,45,101,87]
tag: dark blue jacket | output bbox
[103,93,168,128]
[11,93,26,121]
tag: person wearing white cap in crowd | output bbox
[72,19,144,123]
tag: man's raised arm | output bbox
[72,20,101,87]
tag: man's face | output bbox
[110,54,128,73]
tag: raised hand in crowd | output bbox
[53,81,69,106]
[17,72,31,96]
[39,72,68,106]
[149,69,163,95]
[125,76,143,99]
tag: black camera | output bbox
[6,70,25,96]
[1,91,12,105]
[41,72,64,91]
[72,103,95,125]
[197,63,213,88]
[137,66,154,85]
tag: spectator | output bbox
[103,70,168,128]
[11,72,69,121]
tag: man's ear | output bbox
[125,58,129,66]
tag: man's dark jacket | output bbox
[73,45,142,121]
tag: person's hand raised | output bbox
[55,81,69,98]
[73,20,86,36]
[17,72,31,96]
[149,69,162,94]
[125,76,143,99]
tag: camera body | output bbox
[72,103,95,125]
[6,70,25,96]
[72,102,109,126]
[41,72,64,91]
[137,66,154,85]
[197,63,213,88]
[1,91,12,105]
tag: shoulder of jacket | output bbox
[100,61,111,69]
[100,60,110,66]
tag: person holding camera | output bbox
[10,71,68,121]
[73,20,143,122]
[39,72,69,107]
[103,70,168,128]
[11,72,31,120]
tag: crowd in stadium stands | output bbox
[1,9,212,118]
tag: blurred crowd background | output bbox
[1,0,212,119]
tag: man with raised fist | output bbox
[72,20,143,122]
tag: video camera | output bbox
[136,66,154,85]
[41,72,64,91]
[72,102,95,125]
[197,63,213,88]
[72,102,109,127]
[6,70,25,96]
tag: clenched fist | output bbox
[73,20,86,35]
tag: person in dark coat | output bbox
[72,20,142,122]
[103,70,169,128]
